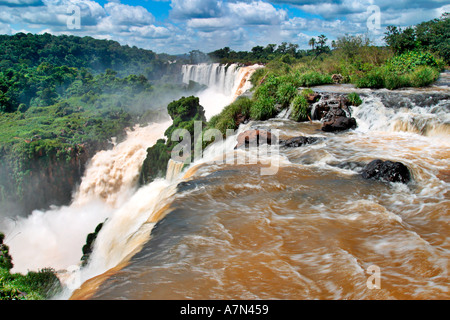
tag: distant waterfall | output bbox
[182,63,241,95]
[182,63,263,120]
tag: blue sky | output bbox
[0,0,448,54]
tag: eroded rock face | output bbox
[321,107,357,132]
[361,159,412,184]
[235,130,275,149]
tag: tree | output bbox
[264,44,277,55]
[251,46,265,59]
[335,34,372,60]
[384,26,417,54]
[276,42,288,54]
[189,50,209,64]
[317,34,328,49]
[286,43,299,56]
[309,38,316,50]
[415,13,450,63]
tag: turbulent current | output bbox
[2,66,449,300]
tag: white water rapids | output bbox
[0,67,448,300]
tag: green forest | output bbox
[0,33,202,218]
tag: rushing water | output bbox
[2,67,449,300]
[182,63,263,120]
[74,80,449,300]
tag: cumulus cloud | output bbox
[0,0,447,54]
[227,1,288,25]
[170,0,224,19]
[129,25,171,39]
[104,2,155,26]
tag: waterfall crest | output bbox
[182,63,263,120]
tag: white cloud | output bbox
[0,0,447,54]
[0,22,12,34]
[104,2,155,26]
[129,25,171,39]
[227,1,288,25]
[186,17,233,31]
[170,0,224,19]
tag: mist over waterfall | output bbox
[1,121,172,276]
[182,63,263,120]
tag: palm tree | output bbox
[308,38,316,50]
[317,34,328,49]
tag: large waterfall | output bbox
[2,67,449,300]
[182,63,263,120]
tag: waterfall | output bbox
[2,121,172,276]
[182,63,263,121]
[3,81,448,300]
[165,159,185,182]
[182,63,240,95]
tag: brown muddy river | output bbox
[75,96,449,300]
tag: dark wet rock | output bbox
[176,179,208,192]
[81,222,105,266]
[177,170,239,192]
[280,136,322,148]
[361,160,411,184]
[311,93,353,121]
[235,113,249,126]
[321,107,357,132]
[312,102,331,121]
[374,92,450,109]
[235,129,275,149]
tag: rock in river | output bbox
[361,159,412,184]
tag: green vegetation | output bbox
[384,13,449,63]
[207,14,448,93]
[347,93,363,106]
[204,15,447,138]
[208,97,252,136]
[353,51,442,90]
[81,222,105,267]
[140,96,207,185]
[1,232,62,300]
[0,33,178,79]
[290,94,309,122]
[0,33,198,214]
